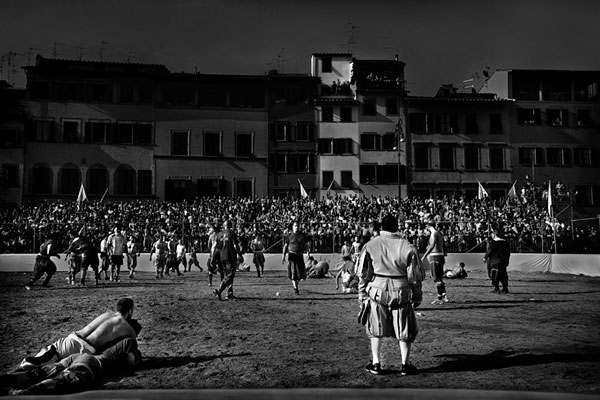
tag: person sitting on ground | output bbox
[335,255,359,293]
[444,261,468,279]
[1,337,142,396]
[20,298,139,367]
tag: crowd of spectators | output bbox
[0,186,598,255]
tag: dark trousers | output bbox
[217,260,236,297]
[491,267,508,290]
[27,256,56,287]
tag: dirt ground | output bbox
[1,264,599,396]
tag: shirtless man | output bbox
[20,298,138,367]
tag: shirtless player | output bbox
[20,298,139,367]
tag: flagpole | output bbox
[99,188,109,203]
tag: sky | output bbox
[2,0,600,95]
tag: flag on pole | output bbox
[298,179,308,199]
[507,180,518,199]
[477,180,489,200]
[77,183,88,204]
[547,180,553,217]
[325,179,334,197]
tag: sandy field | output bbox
[1,264,599,396]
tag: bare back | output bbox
[75,311,136,349]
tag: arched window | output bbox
[87,164,108,196]
[58,163,81,195]
[114,164,136,195]
[31,163,53,194]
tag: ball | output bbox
[276,292,280,297]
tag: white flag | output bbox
[298,179,308,199]
[547,181,553,216]
[325,179,334,197]
[507,180,518,199]
[77,183,88,204]
[477,180,489,200]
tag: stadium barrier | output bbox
[1,253,598,277]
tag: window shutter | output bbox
[84,122,91,143]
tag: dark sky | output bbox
[2,0,599,95]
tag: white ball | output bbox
[276,292,280,296]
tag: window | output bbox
[340,107,352,122]
[360,133,379,150]
[296,154,311,172]
[360,164,377,184]
[56,83,79,101]
[296,122,313,141]
[517,108,541,125]
[171,130,189,156]
[382,133,396,151]
[93,84,112,102]
[322,57,332,73]
[542,76,571,101]
[514,74,539,100]
[489,147,505,170]
[519,147,545,165]
[0,164,19,186]
[235,179,253,197]
[139,86,153,104]
[137,170,152,195]
[119,85,134,103]
[547,148,571,166]
[574,79,598,101]
[414,144,430,169]
[333,138,356,155]
[322,170,334,189]
[0,129,22,147]
[341,170,353,189]
[29,81,50,100]
[117,122,134,144]
[204,131,221,156]
[574,148,593,166]
[61,120,79,143]
[490,113,503,134]
[439,144,455,170]
[31,164,52,194]
[384,164,400,184]
[322,107,333,122]
[465,114,478,134]
[114,165,136,195]
[90,120,109,143]
[137,123,153,145]
[318,138,332,154]
[409,113,427,134]
[275,123,288,141]
[385,98,398,115]
[434,114,458,134]
[27,119,54,141]
[576,109,591,127]
[363,98,377,116]
[547,109,569,127]
[464,146,479,170]
[275,154,286,172]
[236,132,253,157]
[87,164,108,195]
[58,164,80,195]
[198,177,226,197]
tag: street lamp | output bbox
[394,119,405,198]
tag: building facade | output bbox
[482,69,600,209]
[311,53,407,198]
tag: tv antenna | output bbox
[5,51,25,86]
[27,47,42,65]
[76,46,86,61]
[52,42,66,58]
[345,23,356,53]
[99,41,109,60]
